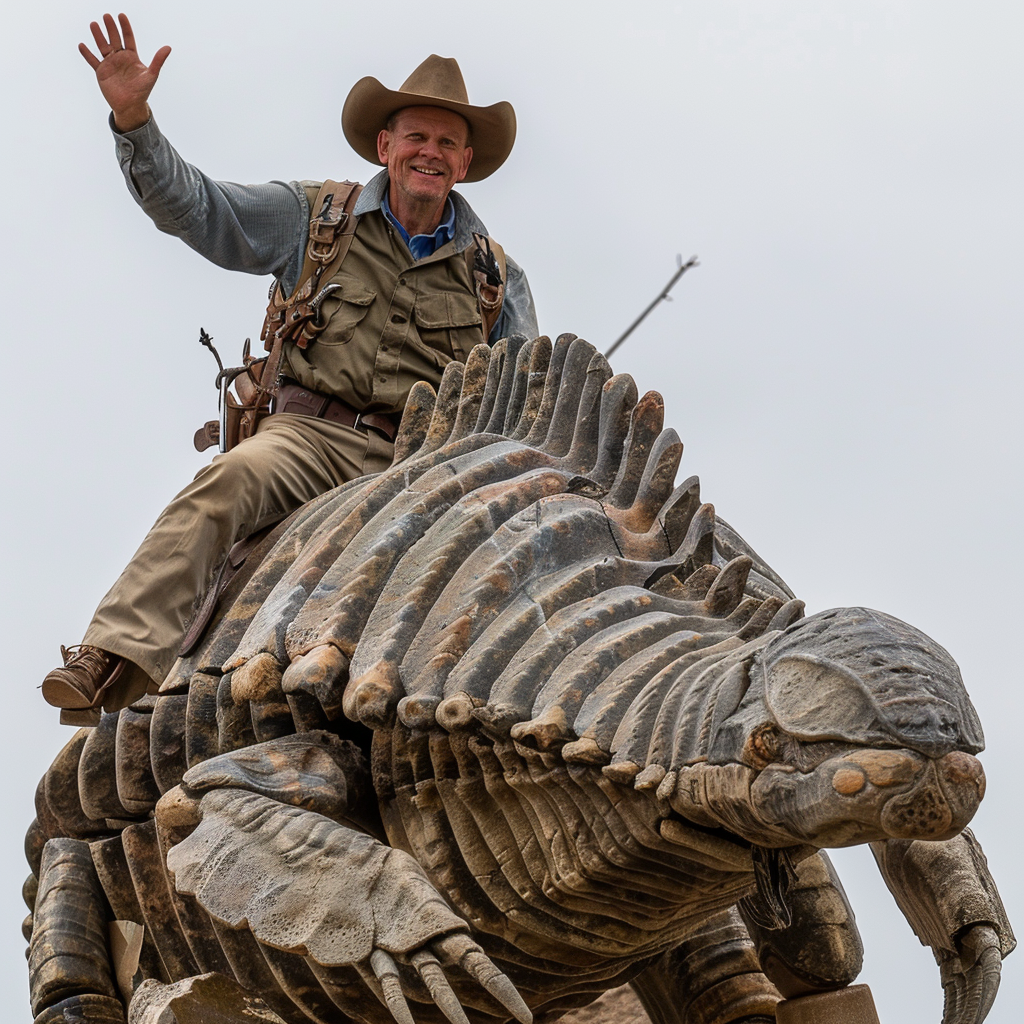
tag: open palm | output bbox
[79,13,170,131]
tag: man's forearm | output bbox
[112,114,308,292]
[112,101,152,134]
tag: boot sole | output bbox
[60,707,102,727]
[41,658,125,710]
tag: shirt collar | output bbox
[354,169,490,253]
[380,191,456,260]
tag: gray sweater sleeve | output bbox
[111,115,309,294]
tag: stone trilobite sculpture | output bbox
[25,335,1014,1024]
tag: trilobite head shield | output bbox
[695,608,987,848]
[757,607,983,756]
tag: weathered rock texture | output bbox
[25,335,1014,1024]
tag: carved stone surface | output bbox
[558,985,645,1024]
[25,335,1015,1024]
[128,973,288,1023]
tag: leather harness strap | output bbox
[262,180,365,352]
[233,181,364,447]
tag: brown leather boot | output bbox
[41,645,125,713]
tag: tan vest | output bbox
[280,186,486,416]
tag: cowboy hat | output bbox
[342,55,516,182]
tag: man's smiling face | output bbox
[377,106,473,217]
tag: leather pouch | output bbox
[193,357,272,453]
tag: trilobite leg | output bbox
[871,832,1013,1024]
[45,727,108,839]
[28,837,125,1024]
[629,907,779,1024]
[121,820,201,980]
[738,851,864,999]
[32,996,126,1024]
[79,712,132,821]
[91,833,166,984]
[116,705,163,815]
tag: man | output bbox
[42,13,537,721]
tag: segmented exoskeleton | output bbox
[25,335,1013,1024]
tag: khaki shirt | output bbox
[283,194,487,415]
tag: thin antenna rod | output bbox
[605,254,699,360]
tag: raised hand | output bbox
[79,13,170,132]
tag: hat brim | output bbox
[342,76,516,183]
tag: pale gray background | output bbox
[2,1,1020,1020]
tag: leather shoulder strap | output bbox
[262,179,363,351]
[297,179,362,298]
[275,180,351,305]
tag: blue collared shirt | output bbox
[380,193,456,260]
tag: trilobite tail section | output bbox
[28,838,126,1024]
[629,908,781,1024]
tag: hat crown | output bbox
[399,55,469,106]
[341,55,516,181]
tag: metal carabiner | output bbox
[309,282,343,328]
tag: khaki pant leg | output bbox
[83,413,394,691]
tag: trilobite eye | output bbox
[747,724,779,767]
[763,653,888,744]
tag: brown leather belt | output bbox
[273,381,399,442]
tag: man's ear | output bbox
[376,129,391,165]
[455,147,474,184]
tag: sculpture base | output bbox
[776,985,880,1024]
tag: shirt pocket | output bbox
[413,291,484,363]
[315,274,376,346]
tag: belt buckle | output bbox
[353,411,365,433]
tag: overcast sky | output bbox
[2,1,1021,1020]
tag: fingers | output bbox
[89,20,109,53]
[411,950,471,1024]
[118,13,137,53]
[87,15,125,59]
[149,44,172,77]
[370,949,416,1024]
[79,42,101,70]
[102,13,123,53]
[434,933,532,1024]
